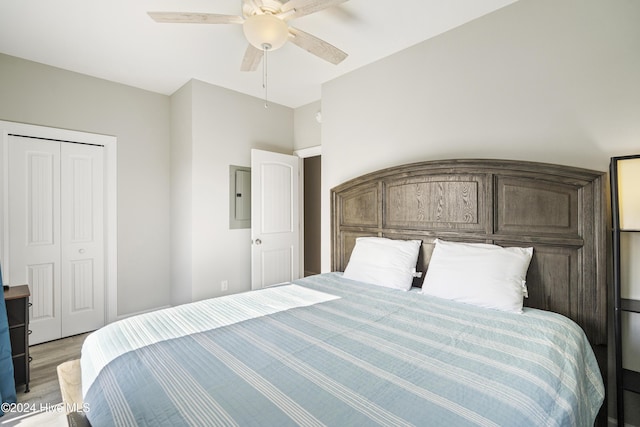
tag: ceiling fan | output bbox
[148,0,350,72]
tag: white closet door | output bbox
[8,136,105,344]
[60,142,104,337]
[8,136,62,344]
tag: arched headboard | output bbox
[331,159,608,349]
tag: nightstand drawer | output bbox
[9,326,26,355]
[5,296,27,326]
[12,354,27,387]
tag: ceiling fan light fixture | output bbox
[243,14,289,51]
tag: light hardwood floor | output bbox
[2,333,89,427]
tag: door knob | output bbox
[254,239,262,245]
[79,248,86,254]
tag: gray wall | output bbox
[294,100,321,151]
[0,53,171,317]
[320,0,640,422]
[171,79,294,303]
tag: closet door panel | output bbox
[8,136,62,344]
[61,143,104,336]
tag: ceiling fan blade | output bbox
[288,27,347,65]
[281,0,350,19]
[240,44,264,72]
[147,12,244,24]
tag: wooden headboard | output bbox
[331,159,608,348]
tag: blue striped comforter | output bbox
[82,273,604,427]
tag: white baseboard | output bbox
[115,305,171,322]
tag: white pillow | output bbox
[422,239,533,313]
[343,237,421,291]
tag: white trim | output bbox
[294,145,321,159]
[298,156,305,278]
[0,120,118,324]
[294,146,321,278]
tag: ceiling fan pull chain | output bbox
[263,44,269,108]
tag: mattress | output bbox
[81,273,604,427]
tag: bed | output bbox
[80,159,608,427]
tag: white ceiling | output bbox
[0,0,519,108]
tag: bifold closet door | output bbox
[8,136,104,344]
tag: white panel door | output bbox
[251,149,300,290]
[8,136,105,344]
[8,136,62,344]
[60,143,104,336]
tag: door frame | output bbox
[0,121,118,324]
[294,146,322,277]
